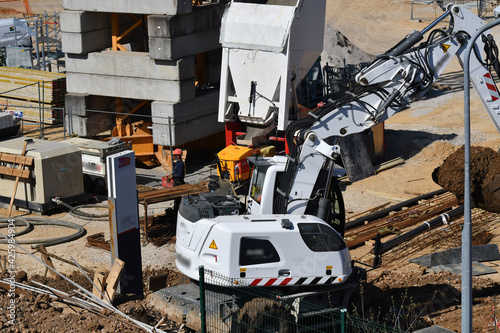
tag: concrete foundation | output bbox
[149,29,220,60]
[152,89,222,146]
[66,111,115,137]
[66,73,196,102]
[60,10,110,33]
[61,12,143,54]
[62,29,111,54]
[66,51,195,81]
[65,93,114,117]
[61,2,228,156]
[151,89,218,123]
[148,3,224,38]
[63,0,192,15]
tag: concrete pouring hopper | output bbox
[0,137,84,213]
[218,0,326,132]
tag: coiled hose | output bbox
[52,197,109,221]
[0,217,86,248]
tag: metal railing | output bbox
[65,105,225,172]
[199,266,402,333]
[410,0,496,21]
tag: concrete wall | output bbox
[66,73,196,102]
[151,90,223,146]
[147,3,224,38]
[65,93,114,117]
[149,29,220,60]
[66,111,115,137]
[63,0,192,15]
[61,12,146,54]
[62,1,225,149]
[66,52,195,81]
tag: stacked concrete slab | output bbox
[62,0,225,144]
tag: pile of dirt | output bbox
[372,270,500,332]
[432,146,500,213]
[0,270,187,332]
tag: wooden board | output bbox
[104,258,125,304]
[92,273,105,300]
[0,152,33,179]
[137,181,209,205]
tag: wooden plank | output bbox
[7,140,28,217]
[92,273,105,300]
[0,166,30,178]
[38,245,58,278]
[0,153,34,166]
[104,258,125,304]
[137,182,209,204]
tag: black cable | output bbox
[52,197,109,221]
[0,217,86,248]
[0,219,32,237]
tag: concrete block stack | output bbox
[61,0,225,144]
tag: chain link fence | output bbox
[66,104,225,172]
[199,266,402,333]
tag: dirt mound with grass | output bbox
[432,146,500,213]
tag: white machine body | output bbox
[175,4,500,291]
[218,0,326,130]
[176,213,351,286]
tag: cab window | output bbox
[298,223,346,252]
[249,168,266,203]
[239,238,280,266]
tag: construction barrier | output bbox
[199,266,402,333]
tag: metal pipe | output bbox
[168,116,174,171]
[462,15,500,332]
[379,205,463,254]
[35,18,40,70]
[420,9,450,35]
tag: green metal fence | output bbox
[199,266,402,333]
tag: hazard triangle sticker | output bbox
[441,44,450,53]
[209,240,218,250]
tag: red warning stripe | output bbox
[250,279,262,286]
[483,72,499,102]
[280,278,293,286]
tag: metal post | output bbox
[495,298,497,333]
[35,17,40,70]
[44,12,51,72]
[340,308,346,333]
[68,106,73,136]
[63,107,66,140]
[41,80,44,137]
[37,81,42,138]
[463,15,500,333]
[199,266,207,333]
[168,116,174,171]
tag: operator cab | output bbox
[246,155,286,215]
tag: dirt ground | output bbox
[1,0,500,332]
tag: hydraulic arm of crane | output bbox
[275,4,500,215]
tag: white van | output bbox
[0,18,34,48]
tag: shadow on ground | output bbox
[381,129,458,161]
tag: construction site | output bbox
[1,0,500,332]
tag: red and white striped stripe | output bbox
[246,276,340,287]
[483,72,499,102]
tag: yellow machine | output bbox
[217,144,275,182]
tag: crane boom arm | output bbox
[276,5,500,215]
